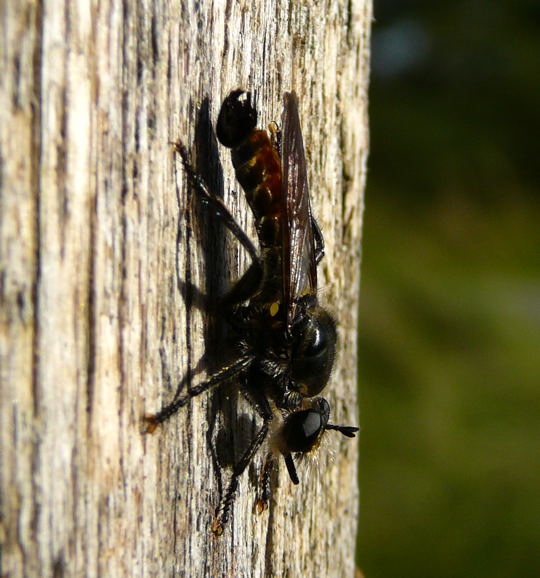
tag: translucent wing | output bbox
[281,91,318,330]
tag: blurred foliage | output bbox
[357,1,540,577]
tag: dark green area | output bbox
[358,2,540,576]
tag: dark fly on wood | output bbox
[144,90,358,535]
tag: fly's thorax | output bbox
[245,299,337,400]
[289,304,337,398]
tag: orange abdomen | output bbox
[231,130,283,250]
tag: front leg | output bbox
[256,452,276,514]
[212,384,274,535]
[311,215,325,265]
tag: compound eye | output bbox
[282,409,324,453]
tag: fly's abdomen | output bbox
[217,90,284,251]
[231,130,282,249]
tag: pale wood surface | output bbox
[0,1,370,576]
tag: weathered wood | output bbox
[0,1,370,576]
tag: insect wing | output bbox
[281,91,318,329]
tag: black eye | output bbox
[282,409,324,453]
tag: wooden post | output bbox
[0,1,370,575]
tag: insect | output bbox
[144,90,358,535]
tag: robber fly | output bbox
[144,90,358,535]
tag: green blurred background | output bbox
[357,1,540,577]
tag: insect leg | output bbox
[143,354,255,433]
[212,422,270,536]
[212,385,273,535]
[311,216,325,265]
[256,452,276,514]
[219,261,262,319]
[268,121,282,155]
[172,140,261,267]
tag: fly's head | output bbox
[274,397,359,484]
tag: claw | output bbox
[256,499,268,514]
[211,518,224,537]
[142,414,159,434]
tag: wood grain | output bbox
[0,1,371,576]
